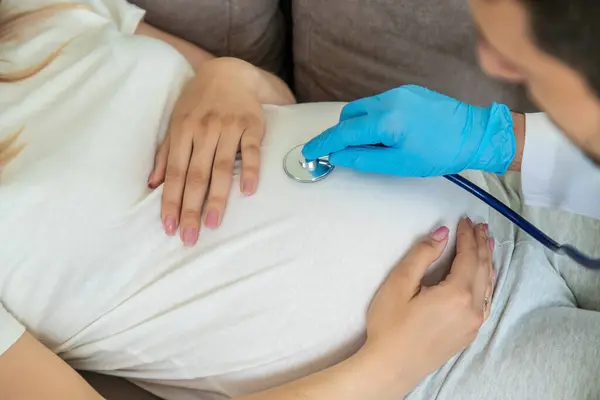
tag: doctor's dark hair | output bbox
[519,0,600,97]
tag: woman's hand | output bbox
[148,58,293,247]
[361,218,496,392]
[233,220,494,400]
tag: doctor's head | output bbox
[470,0,600,164]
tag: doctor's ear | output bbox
[477,41,524,83]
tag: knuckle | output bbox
[478,226,488,239]
[206,194,226,209]
[414,240,437,254]
[165,166,186,182]
[451,288,474,310]
[186,168,210,186]
[458,228,475,241]
[395,272,415,290]
[242,166,259,179]
[180,116,197,135]
[242,137,261,151]
[220,113,235,127]
[242,147,260,163]
[244,148,260,161]
[479,245,492,262]
[379,111,400,128]
[212,158,235,175]
[240,112,261,128]
[480,254,492,269]
[180,208,201,223]
[162,198,182,213]
[200,110,219,128]
[458,240,477,255]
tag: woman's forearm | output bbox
[234,348,414,400]
[195,57,296,106]
[211,57,295,105]
[135,23,295,105]
[0,333,103,400]
[255,68,296,105]
[134,22,215,71]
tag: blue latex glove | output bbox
[302,85,516,177]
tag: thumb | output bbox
[390,226,450,294]
[328,146,404,175]
[302,116,383,161]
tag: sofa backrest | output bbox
[129,0,286,76]
[129,0,535,111]
[291,0,536,111]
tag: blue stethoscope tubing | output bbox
[444,174,600,269]
[285,142,599,269]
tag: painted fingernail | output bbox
[465,217,473,227]
[147,173,154,188]
[242,180,255,196]
[488,237,495,252]
[430,226,449,241]
[182,227,198,247]
[163,216,177,236]
[205,210,220,229]
[483,223,489,236]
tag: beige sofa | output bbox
[82,1,535,398]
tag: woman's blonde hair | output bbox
[0,3,83,81]
[0,128,24,171]
[0,3,82,171]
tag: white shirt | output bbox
[0,1,597,399]
[523,113,600,220]
[0,0,192,363]
[0,1,493,397]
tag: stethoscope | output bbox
[283,144,600,269]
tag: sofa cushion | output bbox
[129,0,286,75]
[292,0,536,111]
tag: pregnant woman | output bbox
[1,1,599,400]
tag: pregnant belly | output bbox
[60,104,490,396]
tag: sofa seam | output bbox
[226,0,232,54]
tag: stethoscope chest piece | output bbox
[283,144,335,183]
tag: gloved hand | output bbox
[302,85,516,177]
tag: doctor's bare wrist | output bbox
[508,112,525,172]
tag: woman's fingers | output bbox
[483,238,496,320]
[482,271,495,320]
[447,218,479,286]
[161,117,194,236]
[159,102,263,245]
[240,118,264,196]
[447,218,494,313]
[473,223,492,311]
[148,137,170,188]
[178,115,221,247]
[203,122,241,229]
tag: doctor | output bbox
[303,0,600,222]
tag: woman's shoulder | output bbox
[0,1,142,81]
[0,0,145,34]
